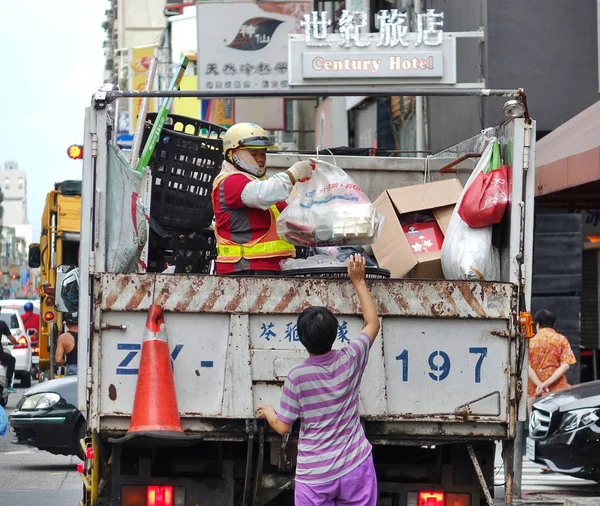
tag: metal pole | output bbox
[106,88,522,100]
[130,56,159,171]
[513,421,525,498]
[413,0,425,158]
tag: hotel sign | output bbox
[288,9,458,86]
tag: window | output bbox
[18,178,23,189]
[4,178,9,190]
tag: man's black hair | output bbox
[534,309,556,329]
[297,306,338,355]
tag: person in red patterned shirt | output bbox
[212,122,314,275]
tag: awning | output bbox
[535,100,600,208]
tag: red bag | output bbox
[458,140,510,228]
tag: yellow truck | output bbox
[28,180,81,381]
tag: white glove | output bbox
[286,159,315,184]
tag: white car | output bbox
[0,308,33,388]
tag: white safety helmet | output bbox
[222,123,277,178]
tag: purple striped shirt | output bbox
[276,333,372,484]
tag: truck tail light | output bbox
[418,491,445,506]
[147,486,173,506]
[45,295,55,307]
[43,311,55,322]
[121,485,185,506]
[14,336,28,349]
[446,494,470,506]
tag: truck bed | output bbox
[91,273,518,440]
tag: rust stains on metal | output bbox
[273,286,297,313]
[490,330,509,338]
[248,283,272,313]
[105,276,130,308]
[456,283,487,318]
[125,279,154,310]
[175,280,199,312]
[108,384,117,401]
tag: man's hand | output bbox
[348,253,366,285]
[286,159,315,184]
[256,404,276,420]
[256,404,291,435]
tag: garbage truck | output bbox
[28,179,82,381]
[63,86,536,506]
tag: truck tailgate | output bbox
[92,274,517,437]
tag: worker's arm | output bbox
[241,161,314,210]
[241,173,294,210]
[348,254,380,345]
[538,364,570,394]
[55,335,65,365]
[256,404,292,435]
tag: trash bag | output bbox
[441,140,501,281]
[0,405,7,436]
[106,145,148,273]
[458,139,510,228]
[276,160,385,247]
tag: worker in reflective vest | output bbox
[212,122,314,275]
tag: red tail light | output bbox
[44,311,55,322]
[13,336,28,349]
[45,296,55,307]
[33,347,40,356]
[418,491,445,506]
[147,486,174,506]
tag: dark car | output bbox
[9,376,86,460]
[527,379,600,481]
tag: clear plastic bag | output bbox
[276,160,385,247]
[441,140,501,281]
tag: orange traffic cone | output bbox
[126,304,183,436]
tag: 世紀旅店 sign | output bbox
[288,9,458,86]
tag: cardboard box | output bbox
[372,179,463,279]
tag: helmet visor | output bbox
[238,136,278,150]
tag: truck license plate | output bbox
[32,356,39,364]
[525,437,535,461]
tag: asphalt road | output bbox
[1,382,598,506]
[0,382,82,506]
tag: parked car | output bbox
[0,308,33,387]
[527,379,600,482]
[9,375,85,460]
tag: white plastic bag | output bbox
[441,141,501,281]
[276,160,384,247]
[106,145,148,273]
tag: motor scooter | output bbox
[0,344,11,407]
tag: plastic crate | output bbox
[141,114,226,230]
[148,228,216,274]
[145,113,226,139]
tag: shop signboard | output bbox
[289,9,460,87]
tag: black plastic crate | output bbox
[148,227,216,274]
[145,113,226,139]
[141,114,227,230]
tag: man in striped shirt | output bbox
[257,254,380,505]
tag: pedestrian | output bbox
[212,122,315,275]
[21,302,40,339]
[55,313,78,376]
[0,311,18,393]
[257,254,380,506]
[528,308,577,473]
